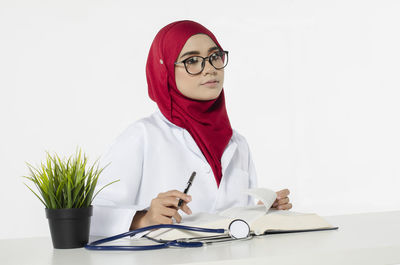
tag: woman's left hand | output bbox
[272,189,292,210]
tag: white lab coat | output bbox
[91,110,258,236]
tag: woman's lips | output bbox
[201,80,219,87]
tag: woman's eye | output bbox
[210,52,222,61]
[186,57,200,65]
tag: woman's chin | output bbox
[198,90,222,101]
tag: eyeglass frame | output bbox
[174,50,229,75]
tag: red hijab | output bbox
[146,20,232,187]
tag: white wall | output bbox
[1,0,399,239]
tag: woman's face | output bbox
[174,34,224,101]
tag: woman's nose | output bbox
[203,60,217,75]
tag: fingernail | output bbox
[188,209,192,215]
[187,195,191,201]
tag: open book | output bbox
[146,188,338,241]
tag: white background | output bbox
[1,0,399,239]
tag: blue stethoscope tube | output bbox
[85,224,227,251]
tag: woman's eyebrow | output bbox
[208,46,220,53]
[179,46,220,60]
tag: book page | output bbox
[219,205,266,224]
[251,211,334,235]
[146,212,233,241]
[245,188,277,211]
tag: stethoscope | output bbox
[85,219,251,251]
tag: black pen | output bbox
[178,171,196,208]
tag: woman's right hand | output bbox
[130,190,192,230]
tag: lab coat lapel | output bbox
[157,110,238,174]
[156,110,207,163]
[183,130,207,163]
[184,130,238,173]
[221,140,238,176]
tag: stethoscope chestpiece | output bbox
[228,219,251,239]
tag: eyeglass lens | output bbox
[184,51,227,75]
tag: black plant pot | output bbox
[45,206,93,249]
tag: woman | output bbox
[91,20,292,236]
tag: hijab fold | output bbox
[146,20,232,187]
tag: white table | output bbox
[1,211,400,265]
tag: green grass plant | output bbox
[23,149,118,209]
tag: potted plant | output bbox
[23,149,118,249]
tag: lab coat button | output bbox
[205,168,211,174]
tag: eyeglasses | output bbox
[174,51,229,75]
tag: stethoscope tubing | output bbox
[85,224,226,251]
[85,240,204,251]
